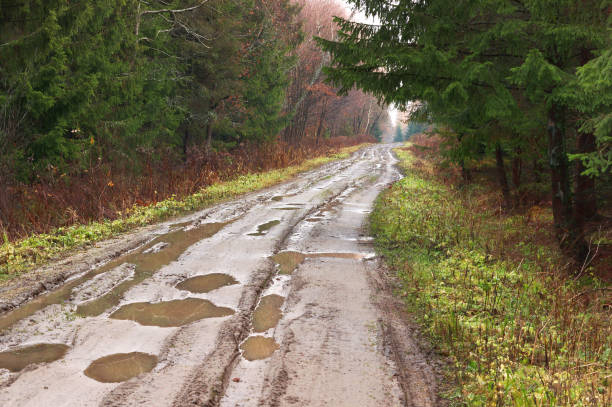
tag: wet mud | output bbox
[76,222,228,317]
[109,298,234,327]
[252,295,284,332]
[0,223,228,332]
[247,220,280,236]
[84,352,157,383]
[0,344,69,372]
[271,251,365,274]
[240,336,279,361]
[176,273,238,294]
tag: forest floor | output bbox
[0,144,443,406]
[371,144,611,406]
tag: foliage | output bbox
[371,147,611,406]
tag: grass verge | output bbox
[370,146,611,406]
[1,144,367,279]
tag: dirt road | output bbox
[0,145,439,406]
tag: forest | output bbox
[320,0,612,263]
[0,0,390,240]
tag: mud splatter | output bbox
[109,298,234,327]
[240,336,279,361]
[248,220,281,236]
[252,295,284,332]
[84,352,157,383]
[176,273,238,294]
[0,344,69,372]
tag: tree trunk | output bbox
[512,147,522,206]
[574,132,597,222]
[495,143,512,209]
[547,105,583,258]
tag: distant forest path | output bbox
[0,145,439,407]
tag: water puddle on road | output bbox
[0,222,229,333]
[271,196,283,202]
[271,251,366,274]
[0,344,69,372]
[247,220,280,236]
[109,298,234,327]
[176,273,238,293]
[84,352,157,383]
[270,252,306,275]
[276,207,300,211]
[252,295,284,332]
[76,222,228,317]
[240,336,279,361]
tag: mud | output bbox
[110,298,234,327]
[252,294,284,332]
[240,336,280,361]
[271,251,366,275]
[0,145,442,407]
[276,207,300,211]
[0,344,69,372]
[76,222,228,317]
[248,220,281,236]
[176,273,238,294]
[84,352,158,383]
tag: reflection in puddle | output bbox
[0,344,69,372]
[271,196,283,202]
[76,222,228,317]
[0,222,229,333]
[176,273,238,293]
[271,251,366,274]
[240,336,279,361]
[248,220,281,236]
[84,352,157,383]
[110,298,234,327]
[276,207,300,211]
[253,295,284,332]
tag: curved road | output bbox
[0,144,438,406]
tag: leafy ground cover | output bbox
[0,144,367,279]
[371,146,611,406]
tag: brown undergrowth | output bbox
[0,135,372,241]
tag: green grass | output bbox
[0,144,367,279]
[370,147,611,406]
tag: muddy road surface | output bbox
[0,145,440,406]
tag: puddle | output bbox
[306,217,323,222]
[270,251,365,274]
[271,196,283,202]
[252,295,284,332]
[109,298,234,327]
[0,344,69,372]
[0,222,229,332]
[168,220,193,229]
[276,207,300,211]
[247,220,281,236]
[270,252,306,275]
[240,336,279,361]
[76,222,228,317]
[84,352,157,383]
[176,273,238,293]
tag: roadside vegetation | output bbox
[0,0,392,242]
[371,141,611,406]
[0,143,366,279]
